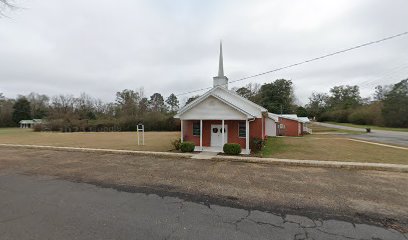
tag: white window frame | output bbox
[192,121,200,136]
[238,121,246,138]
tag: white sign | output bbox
[137,123,144,146]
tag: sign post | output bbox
[137,123,144,146]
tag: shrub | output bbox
[320,109,351,123]
[32,124,43,132]
[171,138,181,150]
[223,143,242,155]
[180,141,195,152]
[348,102,384,126]
[250,137,266,153]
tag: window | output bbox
[193,122,200,136]
[239,121,246,138]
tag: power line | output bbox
[176,31,408,96]
[359,65,408,87]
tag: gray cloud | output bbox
[0,0,407,105]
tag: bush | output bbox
[223,143,242,155]
[180,141,195,152]
[171,138,181,150]
[348,102,384,126]
[250,137,266,153]
[320,109,351,123]
[32,124,43,132]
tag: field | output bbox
[0,128,179,152]
[1,127,407,164]
[260,136,408,164]
[259,123,408,164]
[325,121,408,132]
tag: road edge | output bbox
[0,143,407,173]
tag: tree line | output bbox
[0,89,181,131]
[233,78,407,128]
[1,78,407,131]
[305,79,408,127]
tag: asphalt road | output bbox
[0,172,406,240]
[314,122,408,146]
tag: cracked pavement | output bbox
[0,173,406,240]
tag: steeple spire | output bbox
[213,41,228,89]
[218,41,224,77]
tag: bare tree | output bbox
[0,0,16,16]
[27,92,50,118]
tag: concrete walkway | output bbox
[0,143,407,172]
[191,151,218,160]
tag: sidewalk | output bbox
[0,143,407,173]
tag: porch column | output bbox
[222,119,225,147]
[200,120,203,150]
[180,120,183,142]
[246,119,249,154]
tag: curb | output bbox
[214,155,408,173]
[347,138,408,150]
[0,143,407,173]
[0,143,194,159]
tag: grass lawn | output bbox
[1,128,407,165]
[0,128,179,152]
[260,136,408,165]
[325,122,408,132]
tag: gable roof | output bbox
[19,120,34,124]
[267,113,279,122]
[298,117,310,123]
[175,86,267,119]
[19,119,43,124]
[267,113,310,123]
[280,114,299,121]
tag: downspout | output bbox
[248,116,256,138]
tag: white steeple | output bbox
[213,41,228,89]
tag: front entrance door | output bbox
[210,124,228,147]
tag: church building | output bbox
[175,43,308,154]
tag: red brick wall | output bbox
[182,118,265,149]
[278,117,302,136]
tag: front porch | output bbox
[180,119,262,155]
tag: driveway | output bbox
[0,173,406,240]
[314,122,408,146]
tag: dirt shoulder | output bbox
[0,147,407,231]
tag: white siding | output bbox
[181,96,246,120]
[265,118,277,136]
[212,88,264,118]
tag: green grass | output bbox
[325,122,408,132]
[259,137,288,156]
[260,136,408,164]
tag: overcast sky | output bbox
[0,0,407,105]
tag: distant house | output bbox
[175,43,311,154]
[19,119,43,128]
[298,117,312,134]
[267,114,311,136]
